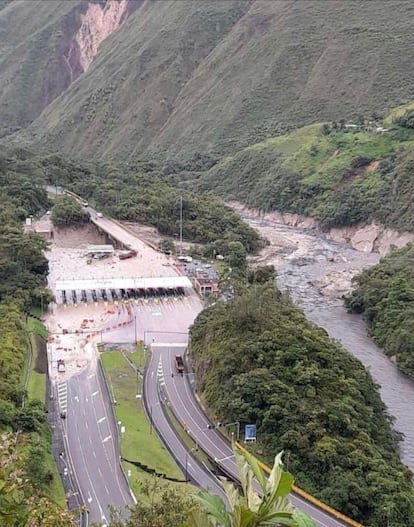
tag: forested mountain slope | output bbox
[11,0,414,160]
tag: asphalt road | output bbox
[143,346,226,501]
[151,344,350,527]
[64,366,133,524]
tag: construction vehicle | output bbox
[175,355,184,375]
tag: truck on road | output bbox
[175,355,184,375]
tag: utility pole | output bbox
[179,195,183,256]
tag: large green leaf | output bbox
[193,491,231,527]
[292,510,317,527]
[235,444,267,491]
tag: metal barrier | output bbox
[235,442,365,527]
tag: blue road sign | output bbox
[245,424,256,441]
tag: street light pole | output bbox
[179,194,183,257]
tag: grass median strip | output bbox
[101,350,190,499]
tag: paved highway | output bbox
[149,344,350,527]
[143,345,227,501]
[64,365,133,524]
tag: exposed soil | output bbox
[53,223,107,248]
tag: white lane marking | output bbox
[103,435,112,443]
[98,468,103,477]
[92,450,96,459]
[105,485,110,495]
[97,417,106,424]
[92,390,99,397]
[88,373,95,379]
[87,492,92,504]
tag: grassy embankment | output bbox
[101,350,190,500]
[25,316,66,507]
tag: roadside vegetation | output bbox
[199,109,414,233]
[189,268,414,527]
[50,195,89,227]
[101,350,186,498]
[345,243,414,380]
[0,155,69,524]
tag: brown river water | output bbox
[240,211,414,472]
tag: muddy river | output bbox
[240,211,414,472]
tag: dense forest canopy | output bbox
[39,153,263,255]
[189,276,414,527]
[345,243,414,379]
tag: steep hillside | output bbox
[16,0,414,160]
[198,110,414,233]
[0,0,138,137]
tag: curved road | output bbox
[147,344,350,527]
[64,365,133,524]
[143,345,227,501]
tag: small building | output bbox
[193,275,220,296]
[181,259,220,296]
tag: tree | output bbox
[107,480,198,527]
[50,196,89,227]
[182,444,315,527]
[0,433,76,527]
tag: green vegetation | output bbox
[50,195,89,227]
[27,317,47,403]
[8,1,414,161]
[39,154,263,255]
[201,116,414,232]
[189,276,414,526]
[345,243,414,379]
[0,149,68,521]
[183,445,315,527]
[107,480,197,527]
[101,350,185,498]
[0,433,75,527]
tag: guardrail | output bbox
[235,442,365,527]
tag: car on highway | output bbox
[60,410,66,419]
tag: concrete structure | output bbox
[55,276,191,292]
[86,244,114,257]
